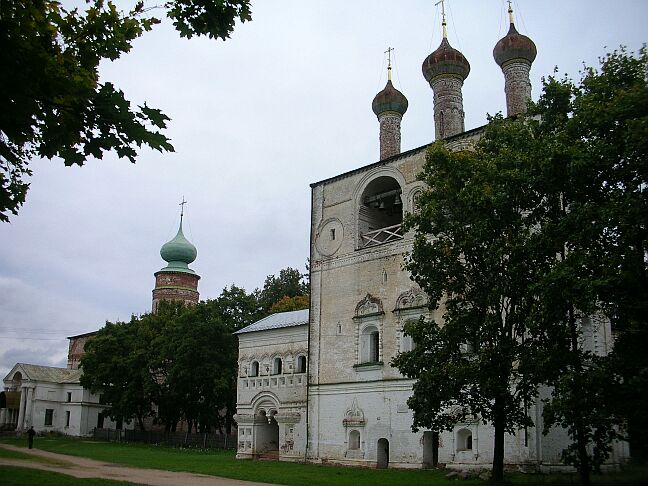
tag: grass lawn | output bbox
[0,466,140,485]
[1,436,645,485]
[0,445,73,467]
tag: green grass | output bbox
[1,436,645,485]
[0,445,73,467]
[0,466,140,485]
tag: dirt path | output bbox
[0,444,285,486]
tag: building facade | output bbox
[234,8,629,471]
[0,363,129,435]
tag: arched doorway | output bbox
[423,431,439,468]
[377,438,389,469]
[254,410,279,458]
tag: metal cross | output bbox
[435,0,446,19]
[384,47,394,67]
[179,196,187,222]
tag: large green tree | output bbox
[0,0,251,222]
[81,284,259,434]
[80,316,157,430]
[393,134,545,482]
[524,47,648,483]
[396,46,647,484]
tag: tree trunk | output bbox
[576,421,591,486]
[137,414,146,432]
[492,396,506,483]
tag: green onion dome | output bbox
[422,37,470,83]
[159,222,197,273]
[372,79,409,117]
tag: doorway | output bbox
[377,438,389,469]
[423,431,439,467]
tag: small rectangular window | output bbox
[97,413,104,429]
[330,228,336,240]
[65,411,71,427]
[66,392,72,403]
[44,409,54,426]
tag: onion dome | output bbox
[422,37,471,83]
[372,79,408,117]
[159,221,197,273]
[493,22,537,67]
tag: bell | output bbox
[378,199,386,210]
[394,194,402,206]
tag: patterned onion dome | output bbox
[160,222,197,268]
[493,22,537,67]
[372,79,409,116]
[422,37,470,83]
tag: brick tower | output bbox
[372,48,408,160]
[152,207,200,313]
[422,2,470,140]
[493,1,537,117]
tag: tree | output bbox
[150,301,237,433]
[269,294,309,314]
[80,317,157,430]
[258,266,309,313]
[524,47,648,483]
[209,284,262,332]
[393,135,545,482]
[395,46,647,484]
[0,0,251,222]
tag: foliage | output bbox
[81,284,260,433]
[393,133,545,481]
[395,45,647,484]
[80,317,156,430]
[269,294,309,314]
[524,46,648,483]
[0,0,251,222]
[258,266,309,313]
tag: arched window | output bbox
[360,326,380,363]
[348,430,361,450]
[272,357,282,375]
[250,361,259,377]
[358,176,403,248]
[296,355,307,373]
[457,428,473,451]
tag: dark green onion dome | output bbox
[422,37,470,83]
[493,22,537,67]
[372,79,409,116]
[159,221,197,274]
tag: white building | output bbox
[234,310,308,460]
[0,363,129,436]
[234,10,629,471]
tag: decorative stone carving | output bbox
[395,288,428,311]
[354,294,383,318]
[343,398,366,427]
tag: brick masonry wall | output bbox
[152,271,200,312]
[502,60,532,117]
[431,75,465,140]
[378,112,402,160]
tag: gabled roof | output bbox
[234,309,309,334]
[3,363,82,384]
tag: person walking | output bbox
[27,426,35,449]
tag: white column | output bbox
[24,387,34,428]
[16,386,26,430]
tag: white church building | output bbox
[234,9,629,471]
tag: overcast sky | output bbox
[1,0,646,378]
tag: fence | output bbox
[93,428,236,450]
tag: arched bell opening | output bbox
[358,176,403,248]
